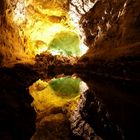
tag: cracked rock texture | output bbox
[80,0,140,49]
[78,0,140,80]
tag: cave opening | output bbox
[0,0,140,140]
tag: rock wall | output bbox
[77,0,140,80]
[0,0,30,67]
[80,0,140,53]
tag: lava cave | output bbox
[0,0,140,140]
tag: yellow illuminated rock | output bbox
[29,75,88,140]
[12,0,88,57]
[29,78,80,114]
[29,77,81,140]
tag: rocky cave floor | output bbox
[0,53,140,140]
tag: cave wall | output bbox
[81,0,140,47]
[0,0,28,67]
[72,0,140,80]
[79,0,140,60]
[71,0,140,59]
[0,0,71,67]
[0,0,139,71]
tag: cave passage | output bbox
[12,0,88,57]
[0,0,140,140]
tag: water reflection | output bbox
[29,75,89,140]
[29,73,139,140]
[79,74,140,140]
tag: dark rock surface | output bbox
[78,0,140,80]
[79,74,140,140]
[0,59,139,140]
[78,49,140,81]
[0,66,36,140]
[80,0,140,49]
[70,90,124,140]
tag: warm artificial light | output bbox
[13,0,88,57]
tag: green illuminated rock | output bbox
[48,31,81,56]
[49,77,81,98]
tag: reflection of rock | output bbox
[49,77,81,98]
[70,90,124,140]
[0,66,36,140]
[31,113,71,140]
[29,77,81,140]
[70,90,102,140]
[82,76,140,140]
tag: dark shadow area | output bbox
[79,74,140,140]
[0,62,139,140]
[0,67,36,140]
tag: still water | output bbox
[29,73,140,140]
